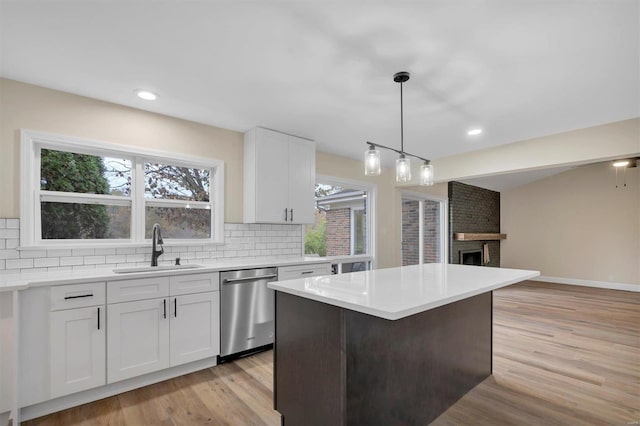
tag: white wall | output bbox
[501,162,640,288]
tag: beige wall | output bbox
[316,151,400,268]
[0,78,415,268]
[501,162,640,286]
[434,118,640,182]
[0,78,244,221]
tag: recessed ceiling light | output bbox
[613,160,630,168]
[135,90,158,101]
[467,128,483,136]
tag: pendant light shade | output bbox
[396,155,411,182]
[364,145,381,176]
[364,71,434,186]
[420,162,434,186]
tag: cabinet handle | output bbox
[64,294,93,300]
[290,208,294,222]
[163,299,167,319]
[97,307,100,330]
[174,298,177,318]
[301,271,314,275]
[284,208,288,221]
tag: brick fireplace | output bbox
[448,182,501,267]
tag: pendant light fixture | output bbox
[364,71,433,185]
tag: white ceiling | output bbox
[1,1,639,173]
[460,165,576,192]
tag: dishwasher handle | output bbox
[222,274,278,284]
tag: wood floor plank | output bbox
[24,281,640,425]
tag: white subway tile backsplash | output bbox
[34,257,60,268]
[0,229,19,239]
[72,248,95,257]
[116,247,136,255]
[20,249,47,259]
[84,256,106,265]
[6,258,34,269]
[47,249,72,257]
[95,248,116,256]
[60,256,84,266]
[0,249,19,260]
[0,220,302,272]
[106,255,126,264]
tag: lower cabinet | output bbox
[107,290,220,383]
[50,305,106,398]
[106,298,171,383]
[170,292,220,366]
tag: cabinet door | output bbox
[254,128,290,223]
[170,292,220,366]
[50,306,105,398]
[288,137,316,224]
[107,298,170,383]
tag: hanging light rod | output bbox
[365,141,431,164]
[364,71,434,186]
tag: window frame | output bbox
[20,129,225,248]
[311,174,376,268]
[400,190,448,265]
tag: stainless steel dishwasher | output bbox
[219,267,278,359]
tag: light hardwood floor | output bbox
[24,281,640,425]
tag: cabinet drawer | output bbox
[170,272,219,296]
[278,263,331,281]
[107,277,169,303]
[50,282,106,311]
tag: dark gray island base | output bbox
[274,291,492,426]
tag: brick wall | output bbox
[326,208,351,256]
[423,199,441,263]
[401,200,419,265]
[448,181,501,267]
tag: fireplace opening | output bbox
[460,249,483,266]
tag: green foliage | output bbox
[40,149,111,239]
[304,217,326,256]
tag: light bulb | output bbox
[396,155,411,183]
[420,163,434,186]
[364,147,381,176]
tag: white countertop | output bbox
[0,257,334,292]
[268,263,540,320]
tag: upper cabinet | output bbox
[244,127,316,224]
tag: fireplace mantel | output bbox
[454,233,507,241]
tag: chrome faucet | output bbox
[151,223,164,266]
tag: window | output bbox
[304,176,375,273]
[401,192,448,266]
[20,130,224,246]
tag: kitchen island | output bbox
[268,263,539,426]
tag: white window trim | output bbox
[401,190,449,265]
[350,207,365,256]
[20,129,225,248]
[315,174,376,268]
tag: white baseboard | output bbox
[20,356,218,422]
[532,275,639,292]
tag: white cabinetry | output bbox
[170,291,220,365]
[107,297,170,383]
[49,282,106,399]
[106,273,220,383]
[278,263,331,280]
[244,127,316,224]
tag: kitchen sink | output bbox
[113,264,203,274]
